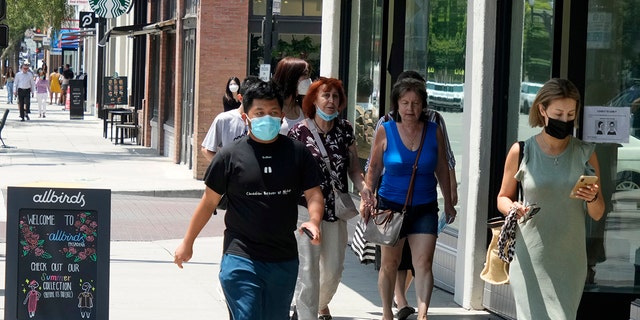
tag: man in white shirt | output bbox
[13,63,36,121]
[200,76,260,161]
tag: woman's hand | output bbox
[359,186,376,222]
[444,204,457,224]
[576,183,599,203]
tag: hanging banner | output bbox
[88,0,133,19]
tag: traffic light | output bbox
[0,25,8,48]
[0,0,6,48]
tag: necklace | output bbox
[313,118,333,136]
[537,133,563,166]
[400,123,422,150]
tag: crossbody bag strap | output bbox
[517,141,524,202]
[306,119,338,190]
[402,123,428,212]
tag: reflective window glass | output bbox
[583,0,640,293]
[349,0,383,163]
[516,0,554,141]
[422,0,467,232]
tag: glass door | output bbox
[582,0,640,294]
[180,29,196,167]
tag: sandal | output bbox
[318,315,332,320]
[395,306,415,320]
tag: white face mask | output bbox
[297,78,312,96]
[229,84,239,93]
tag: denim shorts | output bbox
[377,196,439,238]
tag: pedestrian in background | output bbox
[201,76,259,162]
[360,78,456,320]
[60,64,74,105]
[272,57,311,135]
[288,77,366,320]
[35,70,49,118]
[4,67,15,104]
[49,67,61,105]
[14,63,35,121]
[223,76,242,111]
[496,78,604,320]
[174,80,325,320]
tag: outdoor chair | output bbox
[0,109,9,148]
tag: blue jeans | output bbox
[6,82,13,103]
[219,254,298,320]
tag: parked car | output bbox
[612,86,640,191]
[426,81,464,112]
[519,82,543,114]
[606,84,640,139]
[616,134,640,191]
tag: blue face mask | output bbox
[248,115,281,141]
[316,107,339,121]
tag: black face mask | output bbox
[545,117,574,139]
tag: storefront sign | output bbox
[88,0,132,18]
[69,79,85,120]
[103,76,128,106]
[4,187,110,320]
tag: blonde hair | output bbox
[528,78,581,127]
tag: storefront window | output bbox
[423,0,467,231]
[582,0,640,293]
[249,0,322,77]
[253,0,322,16]
[349,0,383,163]
[272,33,321,78]
[516,0,554,140]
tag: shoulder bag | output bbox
[306,119,359,221]
[480,141,524,285]
[363,123,427,247]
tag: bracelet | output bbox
[586,193,598,203]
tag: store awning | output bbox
[61,28,96,39]
[98,19,176,47]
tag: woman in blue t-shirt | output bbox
[360,78,457,320]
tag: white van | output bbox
[426,81,464,112]
[519,82,543,114]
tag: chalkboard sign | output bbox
[69,80,84,120]
[103,76,128,105]
[4,187,110,320]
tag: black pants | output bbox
[18,88,31,119]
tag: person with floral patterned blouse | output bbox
[288,77,366,320]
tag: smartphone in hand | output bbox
[301,227,314,240]
[569,175,598,198]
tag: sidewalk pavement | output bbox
[0,97,502,319]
